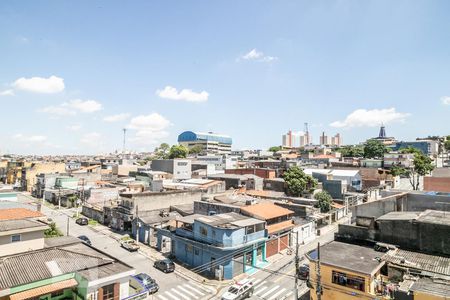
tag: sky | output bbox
[0,1,449,155]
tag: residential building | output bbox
[303,168,362,191]
[307,241,389,300]
[282,130,311,148]
[178,131,232,155]
[207,173,264,190]
[383,152,414,168]
[424,168,450,193]
[225,168,276,179]
[151,159,192,180]
[240,202,295,258]
[319,132,342,146]
[331,133,342,146]
[158,212,267,279]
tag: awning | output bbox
[10,279,77,300]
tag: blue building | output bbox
[178,131,232,155]
[391,141,438,156]
[157,212,267,279]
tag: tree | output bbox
[283,166,318,197]
[168,145,188,159]
[363,140,387,158]
[269,146,282,152]
[188,145,203,155]
[337,145,364,157]
[405,152,434,190]
[44,222,63,238]
[314,191,332,213]
[399,146,421,155]
[390,164,407,177]
[153,143,171,159]
[445,136,450,152]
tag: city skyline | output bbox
[1,1,449,154]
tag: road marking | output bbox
[284,291,293,299]
[171,288,190,300]
[268,288,286,300]
[252,278,262,286]
[183,284,205,296]
[157,295,170,300]
[260,285,279,298]
[178,286,199,299]
[162,292,178,300]
[254,286,268,296]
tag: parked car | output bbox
[222,279,254,300]
[120,239,140,252]
[298,264,310,280]
[135,273,159,294]
[153,259,175,273]
[77,235,92,245]
[75,217,88,226]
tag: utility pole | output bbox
[66,215,70,236]
[294,230,300,299]
[316,242,322,300]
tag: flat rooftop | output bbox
[307,241,384,275]
[178,212,264,229]
[377,211,420,221]
[416,210,450,226]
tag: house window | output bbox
[194,248,199,255]
[102,284,115,300]
[332,270,365,292]
[212,230,216,238]
[185,244,193,252]
[200,226,208,236]
[11,234,21,243]
[246,226,255,234]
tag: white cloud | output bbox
[330,108,410,128]
[39,99,102,116]
[103,113,131,122]
[156,86,209,103]
[80,132,102,144]
[12,75,65,94]
[441,96,450,105]
[239,48,278,62]
[0,89,14,96]
[127,113,171,145]
[13,133,47,143]
[67,124,82,131]
[65,99,103,113]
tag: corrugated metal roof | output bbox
[9,278,78,300]
[0,246,113,289]
[383,249,450,277]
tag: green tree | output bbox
[363,140,387,158]
[269,146,282,152]
[153,143,171,159]
[444,136,450,151]
[314,191,332,213]
[399,146,421,155]
[337,145,364,157]
[44,222,63,238]
[168,145,189,159]
[188,145,203,155]
[405,152,435,190]
[283,166,318,197]
[390,164,407,177]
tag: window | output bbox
[102,284,115,300]
[212,230,216,238]
[185,244,193,252]
[11,234,21,243]
[194,248,199,255]
[246,225,255,235]
[200,226,208,236]
[332,270,365,292]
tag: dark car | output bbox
[75,217,88,226]
[153,259,175,273]
[135,273,159,294]
[298,264,310,280]
[78,235,92,245]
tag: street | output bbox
[41,204,215,300]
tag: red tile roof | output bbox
[0,208,44,221]
[240,202,294,220]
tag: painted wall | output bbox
[0,229,45,256]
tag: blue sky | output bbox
[1,1,449,154]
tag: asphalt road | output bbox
[40,205,214,300]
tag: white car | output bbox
[222,279,254,300]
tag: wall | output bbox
[124,190,202,212]
[423,177,450,193]
[0,229,45,256]
[193,201,241,215]
[225,168,276,179]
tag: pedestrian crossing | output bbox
[248,278,306,300]
[156,282,210,300]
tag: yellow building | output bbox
[307,241,450,300]
[23,162,66,192]
[307,241,389,300]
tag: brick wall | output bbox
[424,177,450,192]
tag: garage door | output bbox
[266,238,278,258]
